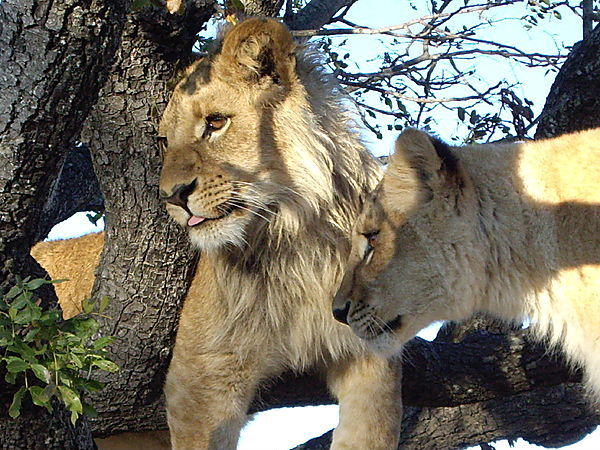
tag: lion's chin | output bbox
[353,316,419,357]
[187,209,252,252]
[363,332,404,358]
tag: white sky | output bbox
[44,1,599,448]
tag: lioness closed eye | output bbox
[333,127,600,397]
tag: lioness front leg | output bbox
[327,352,402,450]
[165,342,261,450]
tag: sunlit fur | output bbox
[334,127,600,400]
[157,18,402,450]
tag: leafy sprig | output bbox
[0,277,118,425]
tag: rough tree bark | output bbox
[286,0,359,30]
[0,0,127,448]
[80,0,215,436]
[536,24,600,138]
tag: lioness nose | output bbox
[160,180,196,209]
[332,301,351,325]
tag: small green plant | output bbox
[0,277,118,425]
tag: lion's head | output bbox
[332,129,476,354]
[159,18,377,252]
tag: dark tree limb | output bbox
[254,330,583,411]
[285,0,359,30]
[0,0,128,447]
[536,24,600,138]
[242,0,285,16]
[80,1,215,436]
[296,384,599,450]
[275,331,598,450]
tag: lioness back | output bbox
[31,232,104,318]
[334,127,600,398]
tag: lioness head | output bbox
[158,18,324,251]
[332,129,473,354]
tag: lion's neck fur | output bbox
[446,130,600,396]
[203,48,381,370]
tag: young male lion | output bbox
[333,127,600,398]
[157,18,403,449]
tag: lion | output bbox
[34,18,403,450]
[333,127,600,398]
[157,18,403,450]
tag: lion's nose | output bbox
[332,301,351,325]
[160,180,196,209]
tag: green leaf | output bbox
[70,354,83,369]
[92,336,114,350]
[458,107,466,122]
[230,0,245,12]
[42,384,57,402]
[6,285,22,299]
[11,293,30,310]
[9,387,26,418]
[99,296,111,314]
[5,357,29,373]
[78,379,105,392]
[24,327,40,342]
[82,297,94,314]
[92,359,119,373]
[5,370,17,384]
[13,308,33,325]
[29,385,52,407]
[72,317,99,335]
[58,385,83,414]
[30,364,52,384]
[82,402,98,418]
[25,278,48,291]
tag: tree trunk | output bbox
[536,24,600,138]
[0,0,127,447]
[80,1,215,436]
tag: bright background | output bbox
[43,1,598,448]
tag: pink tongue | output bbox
[188,215,206,227]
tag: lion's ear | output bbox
[389,129,462,201]
[218,18,297,90]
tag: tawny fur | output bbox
[34,18,403,450]
[334,127,600,400]
[31,232,103,319]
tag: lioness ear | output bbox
[389,129,462,201]
[218,18,297,90]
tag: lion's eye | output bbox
[157,136,168,157]
[206,115,229,132]
[361,231,379,265]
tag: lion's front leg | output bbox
[165,336,262,450]
[327,352,402,450]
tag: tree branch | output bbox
[536,22,600,138]
[285,0,359,30]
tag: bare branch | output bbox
[291,2,517,37]
[343,80,502,104]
